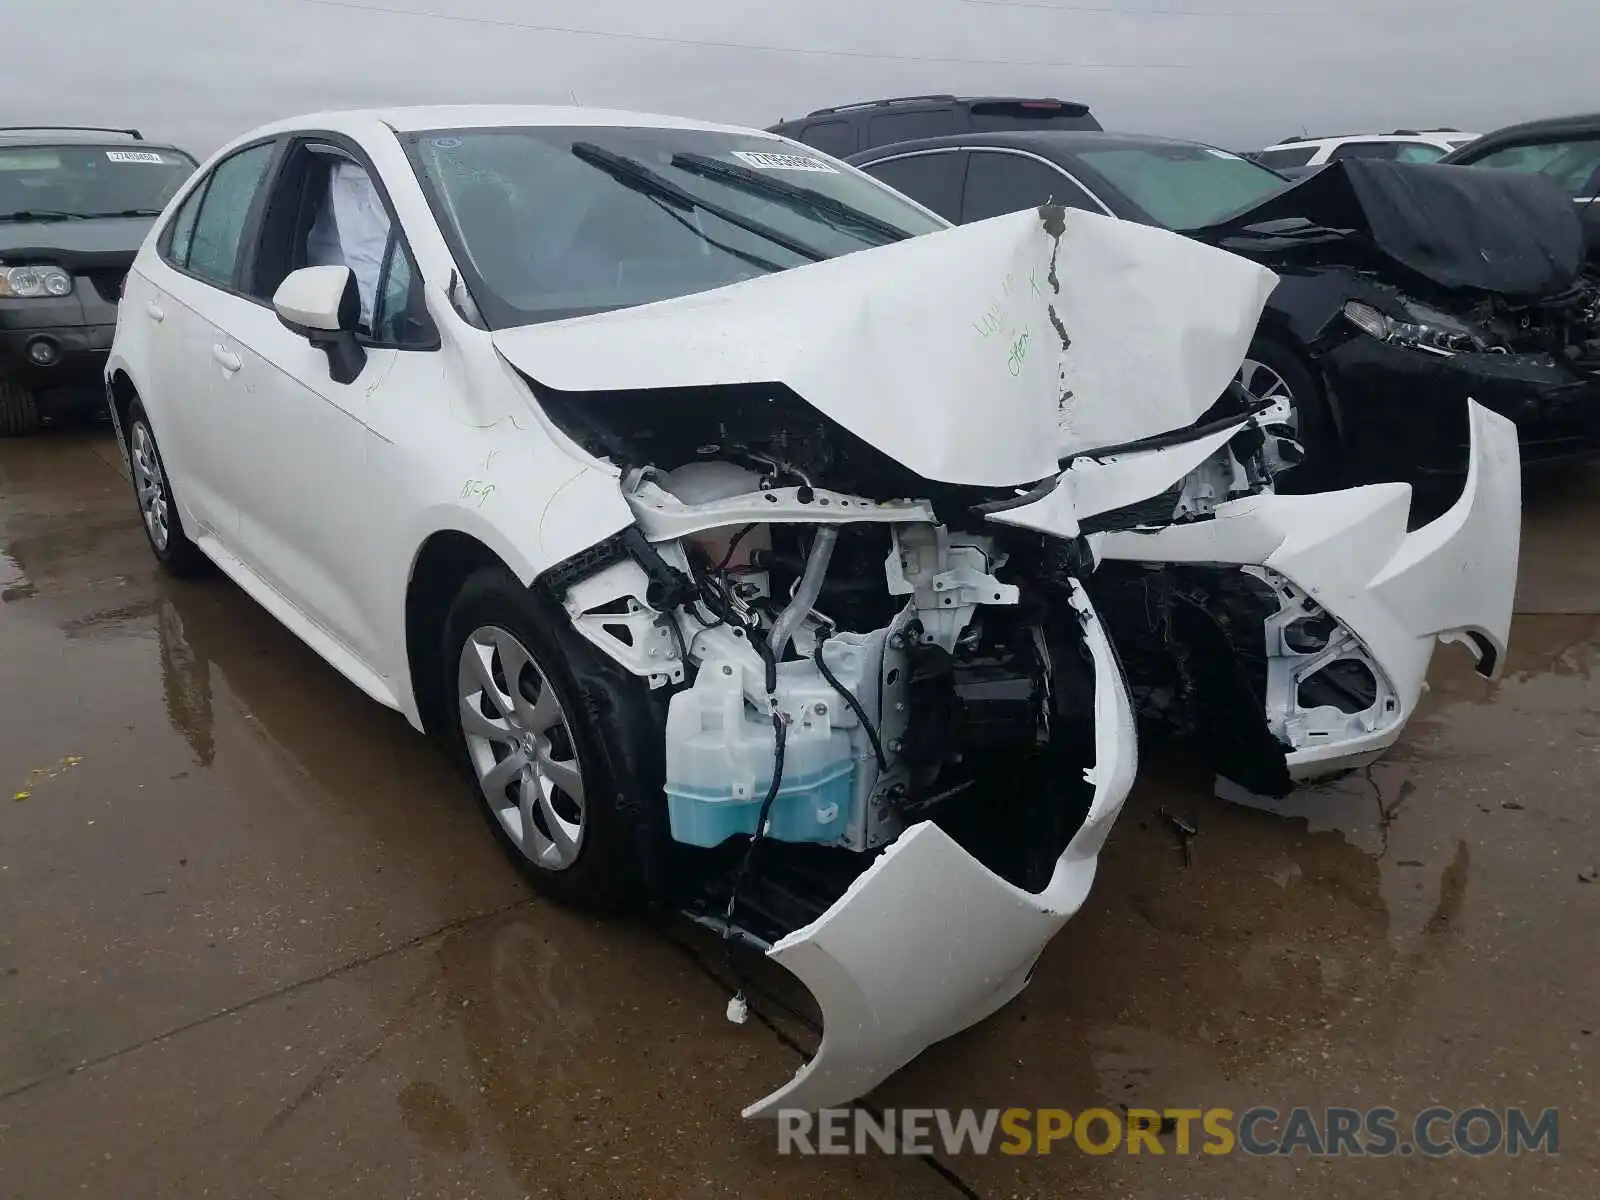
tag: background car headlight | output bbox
[0,264,74,298]
[1342,298,1495,356]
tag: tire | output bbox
[0,379,40,437]
[441,566,667,913]
[1236,337,1339,490]
[126,399,209,576]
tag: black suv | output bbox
[1,127,196,435]
[767,95,1100,159]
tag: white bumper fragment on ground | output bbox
[743,582,1137,1118]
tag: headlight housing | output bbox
[1342,298,1499,357]
[0,263,74,299]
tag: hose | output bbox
[768,525,839,662]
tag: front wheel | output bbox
[440,567,665,912]
[1236,338,1338,489]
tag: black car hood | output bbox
[0,216,151,270]
[1192,158,1586,298]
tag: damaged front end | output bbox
[493,205,1517,1116]
[533,386,1147,1117]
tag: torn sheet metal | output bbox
[1093,400,1520,779]
[985,418,1251,539]
[491,207,1279,487]
[743,580,1137,1118]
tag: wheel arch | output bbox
[107,369,139,451]
[404,528,520,737]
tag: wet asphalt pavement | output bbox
[1,427,1595,1198]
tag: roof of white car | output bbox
[249,105,768,140]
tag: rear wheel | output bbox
[1236,338,1338,488]
[0,380,40,437]
[441,567,665,912]
[127,399,209,576]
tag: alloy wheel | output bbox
[131,421,171,552]
[1236,357,1300,436]
[457,625,586,870]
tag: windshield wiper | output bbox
[0,209,85,222]
[570,142,825,263]
[86,208,164,218]
[670,152,912,247]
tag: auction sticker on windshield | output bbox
[731,150,839,173]
[106,151,168,164]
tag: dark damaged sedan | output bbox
[848,131,1600,491]
[0,128,195,435]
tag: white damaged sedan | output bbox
[105,106,1520,1117]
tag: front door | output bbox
[197,139,436,674]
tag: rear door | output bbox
[137,139,279,540]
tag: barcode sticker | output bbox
[106,151,166,164]
[731,150,839,173]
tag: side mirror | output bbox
[272,265,367,384]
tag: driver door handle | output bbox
[145,300,165,323]
[212,344,242,374]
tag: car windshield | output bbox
[0,144,195,220]
[405,125,947,328]
[1075,143,1290,231]
[1465,137,1600,197]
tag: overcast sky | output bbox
[5,0,1594,156]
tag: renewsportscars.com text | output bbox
[777,1106,1560,1158]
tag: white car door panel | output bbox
[148,138,279,544]
[209,293,398,674]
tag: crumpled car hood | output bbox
[1192,158,1587,298]
[492,206,1278,488]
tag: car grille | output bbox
[85,270,128,305]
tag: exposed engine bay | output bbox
[539,381,1313,915]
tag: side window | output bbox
[1329,141,1401,162]
[162,180,206,266]
[1394,143,1447,163]
[859,152,966,222]
[962,151,1099,223]
[865,108,955,149]
[799,120,857,157]
[244,139,432,350]
[186,142,275,287]
[1255,146,1317,170]
[371,235,428,347]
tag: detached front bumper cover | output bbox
[743,581,1137,1118]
